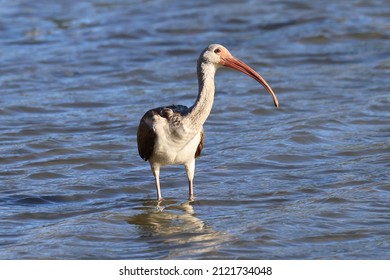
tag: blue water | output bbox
[1,0,389,259]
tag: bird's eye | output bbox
[214,48,221,54]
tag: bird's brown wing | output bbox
[137,110,157,161]
[195,127,204,158]
[137,105,198,161]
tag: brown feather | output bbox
[137,104,191,161]
[195,128,204,158]
[137,110,157,161]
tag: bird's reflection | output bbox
[127,199,228,258]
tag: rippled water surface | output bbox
[1,0,389,259]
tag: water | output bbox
[1,0,389,259]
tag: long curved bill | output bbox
[220,56,279,107]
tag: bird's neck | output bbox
[185,61,217,130]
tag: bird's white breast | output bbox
[150,116,201,166]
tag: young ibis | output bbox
[137,44,279,200]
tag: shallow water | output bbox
[1,0,390,259]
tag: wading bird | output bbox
[137,44,279,200]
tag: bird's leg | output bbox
[184,160,195,200]
[151,164,162,200]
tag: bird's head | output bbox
[200,44,279,108]
[199,44,233,65]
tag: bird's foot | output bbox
[156,198,165,212]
